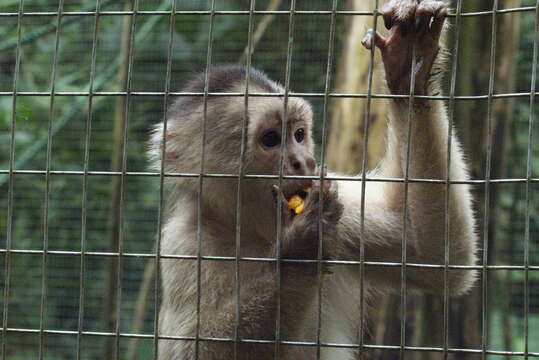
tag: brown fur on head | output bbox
[148,65,316,218]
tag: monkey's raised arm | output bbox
[330,0,477,294]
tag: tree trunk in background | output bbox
[325,1,404,359]
[104,1,134,359]
[326,0,389,174]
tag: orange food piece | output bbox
[288,195,305,214]
[287,187,311,215]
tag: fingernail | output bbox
[271,185,279,199]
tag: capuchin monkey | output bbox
[148,0,477,359]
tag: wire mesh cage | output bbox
[0,0,538,359]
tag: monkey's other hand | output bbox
[362,0,447,95]
[281,180,343,260]
[302,180,343,226]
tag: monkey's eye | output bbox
[294,128,305,143]
[261,131,281,148]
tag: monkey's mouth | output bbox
[286,188,311,215]
[272,179,313,218]
[281,179,312,200]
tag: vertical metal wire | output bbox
[1,1,24,359]
[523,3,538,359]
[153,0,177,357]
[357,1,379,358]
[76,1,101,359]
[39,1,64,358]
[443,1,463,359]
[400,31,421,360]
[114,1,139,357]
[482,1,499,358]
[195,1,216,358]
[274,1,296,358]
[234,0,256,358]
[315,1,338,359]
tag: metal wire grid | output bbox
[443,1,463,358]
[0,0,537,359]
[482,2,500,359]
[524,2,538,359]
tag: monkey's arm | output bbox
[330,0,477,294]
[335,100,477,294]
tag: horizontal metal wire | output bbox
[0,6,535,17]
[0,91,537,100]
[0,249,536,270]
[0,169,537,185]
[0,327,538,357]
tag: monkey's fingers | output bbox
[313,179,333,196]
[309,180,339,210]
[271,184,280,203]
[273,185,296,225]
[361,29,386,50]
[416,1,447,37]
[272,184,289,204]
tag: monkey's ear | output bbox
[147,122,166,171]
[148,124,185,170]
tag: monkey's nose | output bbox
[289,160,305,175]
[288,154,316,176]
[287,155,305,175]
[305,157,316,172]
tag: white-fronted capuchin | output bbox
[148,1,477,358]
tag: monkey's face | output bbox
[244,97,317,200]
